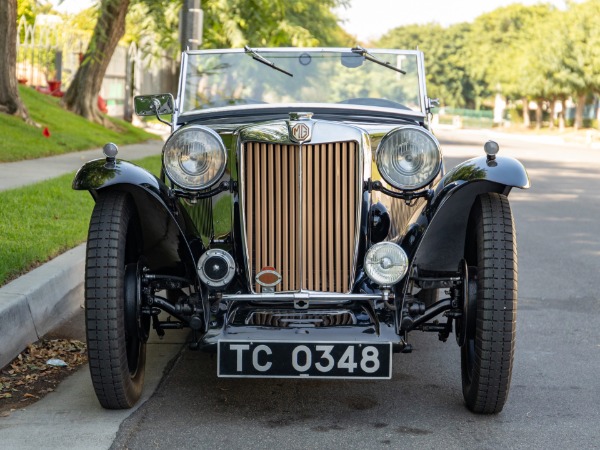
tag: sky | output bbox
[51,0,571,42]
[337,0,570,42]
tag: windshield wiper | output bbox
[351,46,406,75]
[244,46,293,77]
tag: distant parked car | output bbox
[73,47,529,413]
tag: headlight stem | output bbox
[170,180,233,203]
[364,179,433,205]
[382,288,397,311]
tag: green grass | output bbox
[0,156,161,286]
[0,86,158,162]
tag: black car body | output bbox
[74,48,529,413]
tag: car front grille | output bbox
[245,310,357,327]
[242,141,359,293]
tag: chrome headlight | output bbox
[376,125,441,190]
[364,242,408,286]
[163,125,227,190]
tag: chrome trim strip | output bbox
[298,141,304,291]
[221,292,384,302]
[178,103,426,122]
[416,50,428,123]
[237,137,253,292]
[174,52,188,129]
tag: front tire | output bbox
[85,191,147,409]
[460,193,517,414]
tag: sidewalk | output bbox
[0,139,164,192]
[0,139,164,368]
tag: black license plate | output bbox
[218,341,392,379]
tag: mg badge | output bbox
[291,122,310,141]
[288,112,314,142]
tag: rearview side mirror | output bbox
[134,93,174,116]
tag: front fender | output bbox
[404,155,529,275]
[73,159,203,278]
[439,155,530,192]
[72,158,169,197]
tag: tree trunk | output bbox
[548,98,555,130]
[535,99,543,130]
[596,94,600,131]
[0,0,32,123]
[522,97,530,128]
[62,0,130,126]
[574,93,586,130]
[559,98,566,132]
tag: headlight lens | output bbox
[163,125,227,190]
[364,242,408,286]
[376,126,441,190]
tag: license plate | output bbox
[218,340,392,379]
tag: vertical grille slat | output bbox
[334,142,342,292]
[291,146,298,289]
[246,144,254,286]
[268,144,275,270]
[327,145,335,291]
[261,143,268,278]
[314,144,321,291]
[320,145,327,292]
[243,141,358,293]
[279,146,292,291]
[342,142,348,294]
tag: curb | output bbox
[0,244,85,369]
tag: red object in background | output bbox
[35,81,64,97]
[47,80,64,97]
[42,127,51,138]
[97,95,108,114]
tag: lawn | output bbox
[0,156,161,287]
[0,87,158,162]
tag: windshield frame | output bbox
[174,48,429,124]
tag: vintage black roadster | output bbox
[73,47,529,413]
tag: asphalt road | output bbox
[110,129,600,449]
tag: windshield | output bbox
[180,48,424,115]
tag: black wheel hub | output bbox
[456,260,477,348]
[124,262,150,374]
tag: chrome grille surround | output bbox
[238,121,368,294]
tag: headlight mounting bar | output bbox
[364,179,433,205]
[170,180,236,202]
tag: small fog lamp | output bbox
[364,242,408,287]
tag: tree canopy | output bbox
[0,0,31,123]
[61,0,352,124]
[11,0,600,129]
[377,0,600,128]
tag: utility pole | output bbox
[180,0,203,52]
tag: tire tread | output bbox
[462,193,517,414]
[85,191,144,409]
